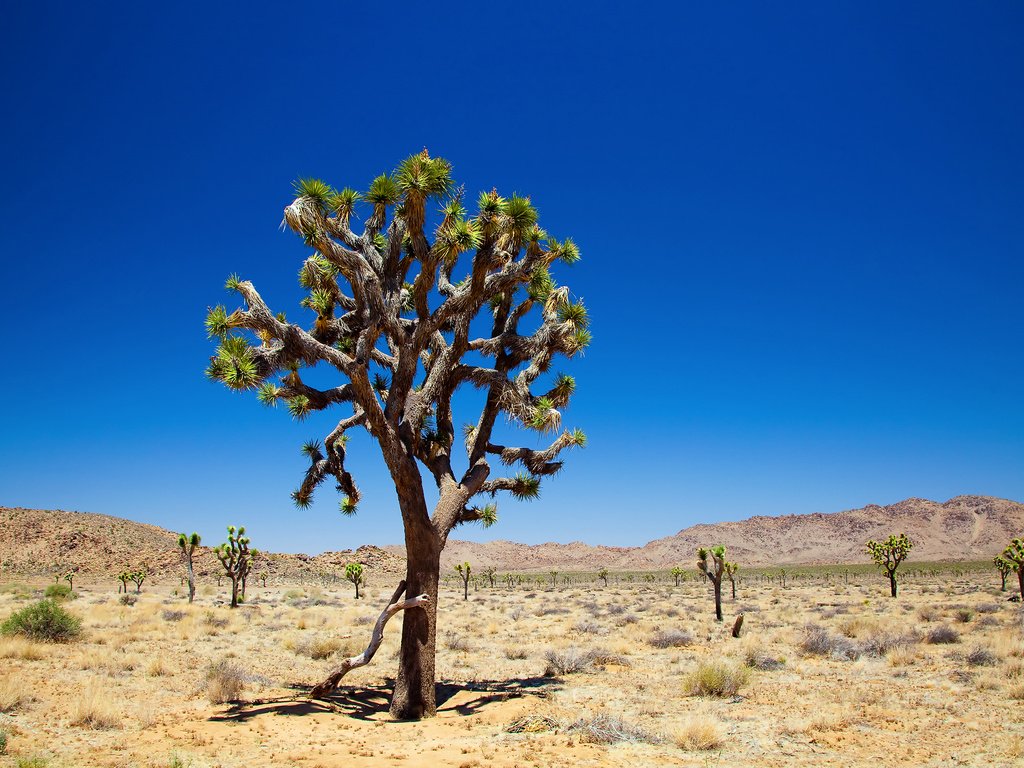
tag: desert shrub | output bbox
[916,606,939,622]
[0,729,6,755]
[859,629,918,658]
[966,647,997,666]
[1,599,81,642]
[606,604,626,616]
[744,647,785,671]
[567,713,661,744]
[119,594,137,606]
[504,646,529,660]
[206,659,247,704]
[44,584,75,601]
[353,614,375,625]
[648,628,693,648]
[294,635,352,660]
[16,758,49,768]
[926,625,961,644]
[161,609,186,622]
[954,608,974,623]
[673,717,723,750]
[587,647,630,667]
[616,613,639,626]
[976,603,1001,614]
[0,674,27,712]
[683,661,750,697]
[544,648,594,676]
[799,625,859,660]
[443,631,470,652]
[573,620,607,636]
[508,606,524,622]
[69,682,121,729]
[203,611,229,629]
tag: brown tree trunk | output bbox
[1018,568,1024,600]
[889,572,898,598]
[713,579,723,622]
[390,519,440,719]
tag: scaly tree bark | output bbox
[177,532,201,604]
[205,152,588,719]
[697,546,727,622]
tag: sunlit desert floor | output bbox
[1,571,1022,768]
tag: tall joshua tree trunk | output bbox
[889,571,898,598]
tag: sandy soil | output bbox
[1,570,1022,767]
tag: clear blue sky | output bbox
[1,2,1021,554]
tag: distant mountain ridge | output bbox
[0,495,1019,579]
[419,495,1022,571]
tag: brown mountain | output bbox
[422,495,1022,571]
[0,507,403,581]
[1,495,1019,580]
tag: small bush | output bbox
[916,606,939,622]
[976,603,1000,614]
[544,648,593,676]
[504,646,528,660]
[648,629,693,649]
[926,625,960,645]
[119,594,137,606]
[744,647,785,670]
[673,717,723,750]
[17,758,49,768]
[206,659,247,704]
[161,609,186,622]
[69,682,121,729]
[44,584,75,601]
[0,729,6,755]
[443,631,470,652]
[294,635,353,660]
[859,630,918,658]
[966,647,997,667]
[567,713,660,744]
[954,608,974,623]
[573,620,607,636]
[799,625,859,660]
[1,600,81,642]
[683,661,750,697]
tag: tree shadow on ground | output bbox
[208,676,560,724]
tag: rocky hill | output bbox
[0,507,403,582]
[1,495,1019,580]
[424,495,1022,571]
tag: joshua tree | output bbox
[483,567,497,588]
[724,562,739,599]
[866,533,913,598]
[62,569,76,591]
[504,573,515,589]
[778,568,787,589]
[455,562,471,601]
[128,569,146,594]
[1002,539,1024,598]
[994,554,1013,592]
[670,566,684,587]
[177,532,201,604]
[117,570,129,594]
[548,570,559,588]
[260,572,268,588]
[345,562,364,599]
[215,525,254,607]
[597,567,609,587]
[205,152,587,719]
[697,546,727,622]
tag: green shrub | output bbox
[1,599,82,642]
[0,729,7,755]
[17,757,48,768]
[683,661,750,697]
[44,583,76,601]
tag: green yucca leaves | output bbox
[511,472,541,501]
[287,395,311,421]
[328,187,361,219]
[569,428,587,448]
[503,195,538,232]
[372,373,390,394]
[339,497,358,516]
[477,189,505,215]
[291,489,313,509]
[293,178,334,207]
[207,336,261,390]
[366,174,400,205]
[256,382,281,407]
[559,238,581,265]
[558,301,589,328]
[476,503,498,527]
[301,440,322,459]
[527,268,555,303]
[224,273,243,292]
[567,328,592,355]
[303,287,334,316]
[205,305,231,339]
[395,152,453,200]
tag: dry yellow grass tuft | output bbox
[672,716,723,750]
[69,680,121,729]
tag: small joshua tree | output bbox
[260,572,268,588]
[177,532,201,604]
[724,562,739,599]
[455,562,471,601]
[697,546,727,622]
[345,562,364,599]
[117,570,129,594]
[63,569,76,591]
[483,567,497,588]
[1002,539,1024,599]
[548,570,558,588]
[670,566,684,587]
[504,573,515,589]
[778,568,787,589]
[215,525,254,608]
[866,533,913,598]
[994,554,1013,592]
[128,568,147,594]
[597,567,609,587]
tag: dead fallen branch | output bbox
[309,581,429,699]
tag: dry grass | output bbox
[682,661,750,697]
[0,673,28,712]
[69,680,121,729]
[672,716,723,750]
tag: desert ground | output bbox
[1,566,1022,768]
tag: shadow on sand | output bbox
[208,676,560,723]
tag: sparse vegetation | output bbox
[455,562,471,601]
[697,545,728,621]
[216,525,255,608]
[344,562,364,599]
[683,661,750,697]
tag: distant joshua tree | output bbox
[455,562,472,601]
[117,570,130,594]
[63,569,76,591]
[548,570,558,588]
[1002,539,1024,599]
[483,566,497,588]
[724,561,739,599]
[128,568,147,594]
[345,562,364,599]
[866,533,913,597]
[177,532,201,604]
[697,546,727,622]
[597,568,609,587]
[994,555,1013,592]
[215,525,255,608]
[670,566,684,587]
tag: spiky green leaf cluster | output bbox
[510,472,541,501]
[293,178,334,207]
[205,305,231,339]
[287,395,311,421]
[366,174,400,205]
[206,336,261,390]
[395,153,453,200]
[339,496,358,515]
[866,533,913,573]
